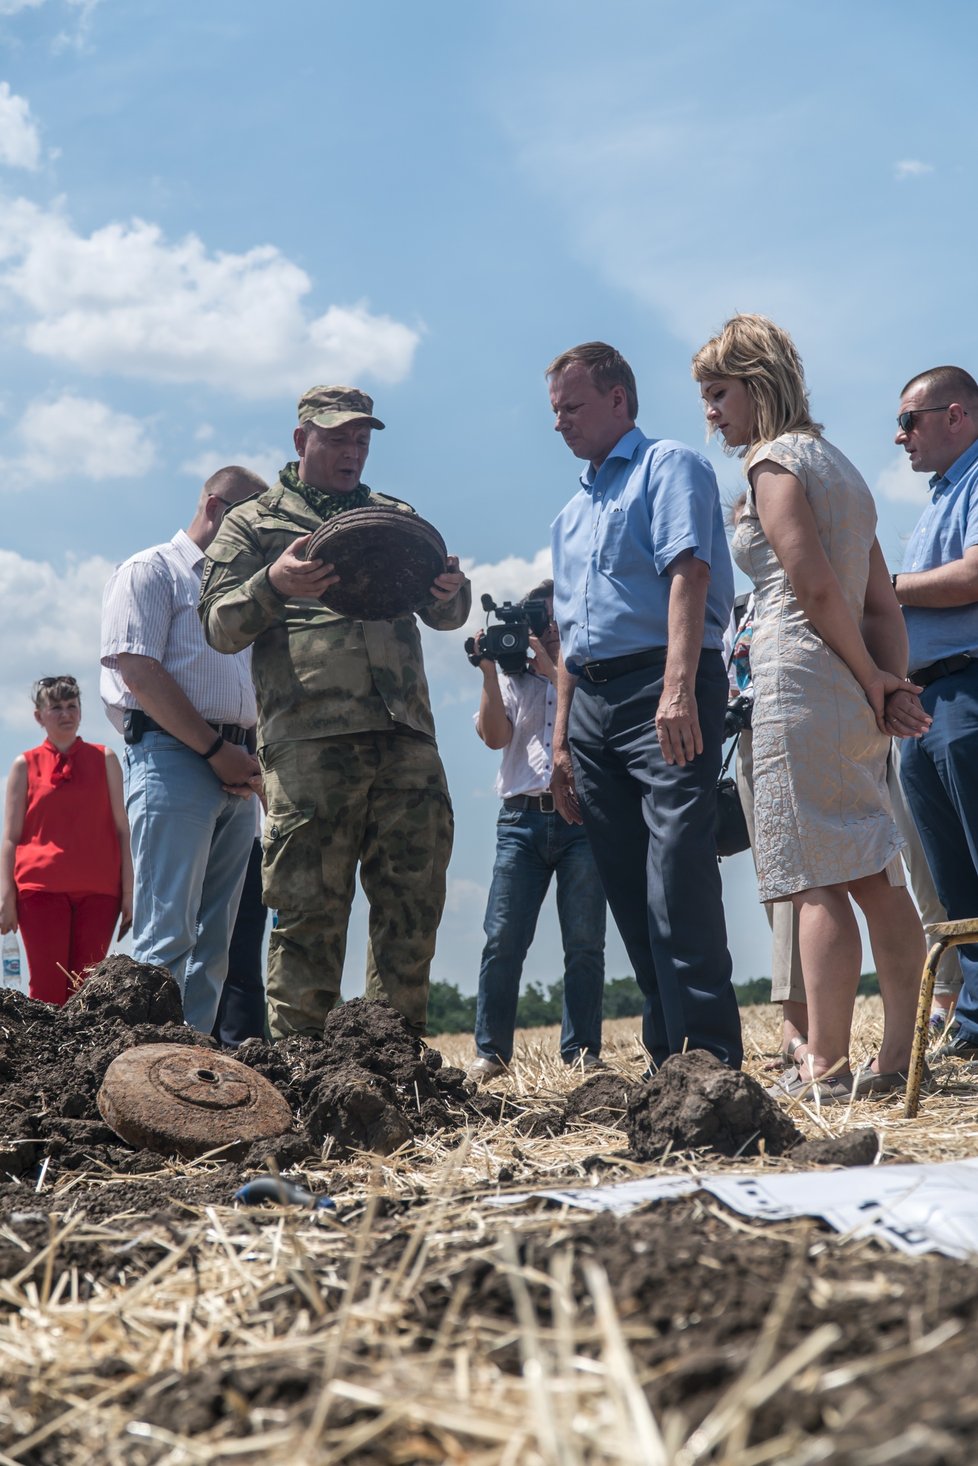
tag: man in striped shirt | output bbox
[100,468,264,1034]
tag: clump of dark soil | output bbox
[239,997,503,1157]
[790,1126,880,1167]
[563,1071,635,1128]
[626,1050,802,1159]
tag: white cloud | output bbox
[180,446,283,490]
[0,548,115,737]
[0,1,45,14]
[875,451,929,504]
[0,196,421,397]
[0,84,40,170]
[53,0,100,52]
[893,159,934,180]
[444,877,489,914]
[2,392,155,484]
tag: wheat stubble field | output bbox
[1,973,978,1466]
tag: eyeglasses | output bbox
[897,406,949,433]
[32,676,79,704]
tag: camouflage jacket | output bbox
[198,477,471,747]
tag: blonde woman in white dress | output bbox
[692,314,927,1102]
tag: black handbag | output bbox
[716,732,751,858]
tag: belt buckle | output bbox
[582,662,606,684]
[539,793,555,814]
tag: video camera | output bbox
[464,594,552,675]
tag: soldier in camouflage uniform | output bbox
[198,386,471,1038]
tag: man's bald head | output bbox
[900,365,978,412]
[200,465,267,512]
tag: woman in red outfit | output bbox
[0,675,133,1004]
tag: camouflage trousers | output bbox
[261,731,454,1038]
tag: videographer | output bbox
[465,579,606,1085]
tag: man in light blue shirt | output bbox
[547,341,741,1071]
[891,365,978,1058]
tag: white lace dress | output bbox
[731,432,905,902]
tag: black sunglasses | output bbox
[898,405,949,433]
[34,676,78,689]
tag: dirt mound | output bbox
[67,954,184,1025]
[234,997,506,1158]
[790,1126,880,1167]
[0,968,501,1200]
[625,1050,801,1159]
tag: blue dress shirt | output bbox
[901,437,978,670]
[551,427,734,671]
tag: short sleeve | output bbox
[649,445,722,574]
[745,434,813,490]
[100,558,174,666]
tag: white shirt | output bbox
[474,667,557,799]
[100,530,257,734]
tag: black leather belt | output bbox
[124,709,251,745]
[910,654,973,689]
[578,649,664,684]
[503,793,556,813]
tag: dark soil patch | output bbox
[563,1071,635,1128]
[0,964,502,1215]
[47,1196,977,1465]
[410,1197,978,1463]
[790,1125,881,1167]
[626,1050,802,1159]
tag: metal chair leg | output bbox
[905,918,978,1118]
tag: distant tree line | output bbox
[427,971,882,1035]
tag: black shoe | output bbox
[933,1022,978,1060]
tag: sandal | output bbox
[850,1056,933,1098]
[762,1034,807,1074]
[765,1064,853,1106]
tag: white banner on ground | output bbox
[489,1158,978,1260]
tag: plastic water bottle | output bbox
[2,932,25,993]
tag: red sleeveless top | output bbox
[14,739,122,896]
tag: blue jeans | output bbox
[474,805,606,1063]
[899,662,978,1040]
[125,731,255,1034]
[569,651,742,1069]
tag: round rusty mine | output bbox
[97,1044,293,1160]
[304,507,447,619]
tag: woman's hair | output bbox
[691,313,823,454]
[32,675,80,709]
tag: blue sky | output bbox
[0,0,973,1001]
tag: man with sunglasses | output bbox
[889,366,978,1058]
[101,467,265,1034]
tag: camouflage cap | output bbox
[297,385,386,431]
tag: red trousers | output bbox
[17,889,120,1005]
